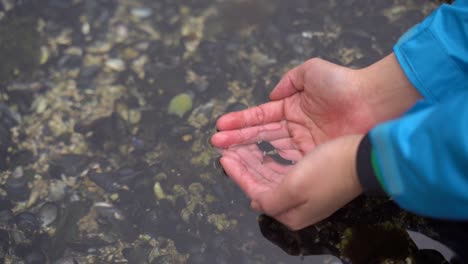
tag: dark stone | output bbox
[57,54,82,69]
[23,249,47,264]
[15,212,40,237]
[88,172,121,192]
[46,201,90,261]
[0,230,10,259]
[7,149,36,169]
[38,202,59,227]
[0,209,14,226]
[74,112,129,151]
[53,257,80,264]
[0,199,13,211]
[122,245,151,264]
[0,104,19,170]
[5,172,30,201]
[113,166,144,187]
[0,15,40,85]
[94,204,138,242]
[77,65,101,90]
[48,154,90,179]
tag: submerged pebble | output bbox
[89,172,121,192]
[168,93,193,117]
[23,249,47,264]
[38,202,59,227]
[48,154,90,179]
[15,212,40,236]
[105,58,126,72]
[5,166,30,201]
[131,7,152,19]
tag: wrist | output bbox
[343,134,366,198]
[355,134,387,196]
[357,53,422,123]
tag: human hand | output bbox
[212,58,370,157]
[211,54,420,228]
[212,54,420,156]
[220,135,364,230]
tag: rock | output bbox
[48,154,90,179]
[15,212,40,237]
[75,112,129,151]
[168,93,193,117]
[105,58,125,72]
[38,202,59,227]
[88,172,121,192]
[131,7,152,19]
[0,103,20,170]
[5,167,30,201]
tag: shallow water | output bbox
[0,0,459,263]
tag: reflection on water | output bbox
[0,0,462,263]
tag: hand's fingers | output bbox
[268,138,303,161]
[234,146,283,184]
[269,63,305,100]
[224,145,291,176]
[254,174,307,217]
[261,156,292,175]
[216,100,285,131]
[220,156,269,199]
[211,121,290,148]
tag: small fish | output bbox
[256,141,294,165]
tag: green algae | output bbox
[168,93,193,117]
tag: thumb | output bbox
[252,181,307,217]
[269,64,305,100]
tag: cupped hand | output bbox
[211,54,420,155]
[220,135,364,230]
[211,54,420,229]
[212,58,375,155]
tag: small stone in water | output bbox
[106,58,125,72]
[110,193,119,201]
[5,167,30,201]
[153,182,166,200]
[131,8,152,19]
[38,202,58,227]
[168,93,193,117]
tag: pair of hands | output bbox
[211,54,420,230]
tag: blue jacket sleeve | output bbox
[369,95,468,220]
[393,0,468,102]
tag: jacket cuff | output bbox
[356,134,387,196]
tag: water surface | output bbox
[1,0,454,263]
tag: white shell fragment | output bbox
[105,58,126,72]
